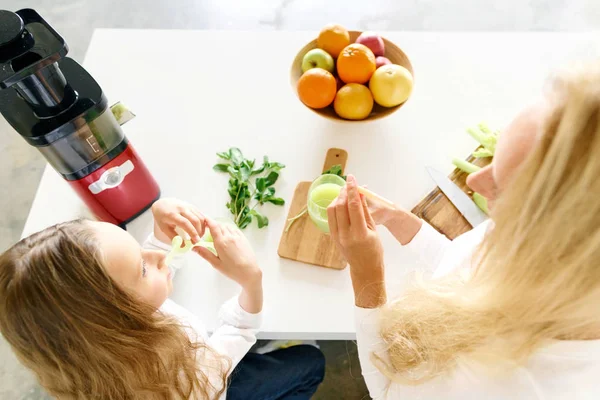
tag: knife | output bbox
[426,166,488,228]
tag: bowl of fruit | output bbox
[291,24,414,122]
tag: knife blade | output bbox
[426,166,488,228]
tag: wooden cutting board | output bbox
[277,148,348,270]
[411,155,491,240]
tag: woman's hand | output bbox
[194,219,263,313]
[328,175,387,308]
[365,194,398,226]
[362,189,423,245]
[151,198,206,243]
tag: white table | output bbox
[21,30,599,339]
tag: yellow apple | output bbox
[369,64,413,107]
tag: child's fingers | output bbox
[193,246,220,267]
[172,214,199,243]
[191,208,207,232]
[205,218,223,241]
[163,224,179,241]
[180,210,204,242]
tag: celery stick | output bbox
[467,126,497,154]
[473,193,489,214]
[472,148,493,158]
[477,123,491,134]
[452,158,481,174]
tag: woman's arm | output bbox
[355,307,392,399]
[369,199,452,270]
[328,176,391,396]
[383,209,423,245]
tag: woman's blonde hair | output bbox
[377,63,600,384]
[0,220,230,399]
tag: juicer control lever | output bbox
[88,160,135,195]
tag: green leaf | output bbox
[213,164,230,172]
[250,210,269,228]
[256,177,266,192]
[266,197,285,206]
[265,171,279,187]
[251,165,266,176]
[217,151,231,160]
[323,164,347,180]
[214,147,285,230]
[238,212,253,229]
[230,148,244,165]
[324,164,342,175]
[227,166,241,179]
[269,162,286,172]
[240,162,251,181]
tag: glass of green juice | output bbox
[307,174,347,233]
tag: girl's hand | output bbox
[328,175,387,308]
[151,198,206,243]
[193,219,262,290]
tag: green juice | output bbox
[310,183,342,207]
[308,181,343,233]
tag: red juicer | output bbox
[0,9,160,227]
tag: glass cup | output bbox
[307,174,347,234]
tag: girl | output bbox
[330,63,600,399]
[0,198,324,399]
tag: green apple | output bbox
[302,49,335,73]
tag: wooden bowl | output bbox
[290,31,414,122]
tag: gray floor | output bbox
[1,0,599,398]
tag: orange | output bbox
[297,68,337,109]
[337,44,376,84]
[317,24,350,58]
[334,83,373,120]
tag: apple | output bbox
[375,56,392,68]
[335,76,344,91]
[302,49,335,73]
[369,64,413,107]
[355,32,385,57]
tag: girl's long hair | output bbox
[0,220,230,399]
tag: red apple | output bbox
[375,56,392,68]
[335,76,344,91]
[356,32,385,57]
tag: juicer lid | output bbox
[0,9,68,89]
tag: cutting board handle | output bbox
[322,148,348,174]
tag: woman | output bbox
[329,63,600,399]
[0,198,324,399]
